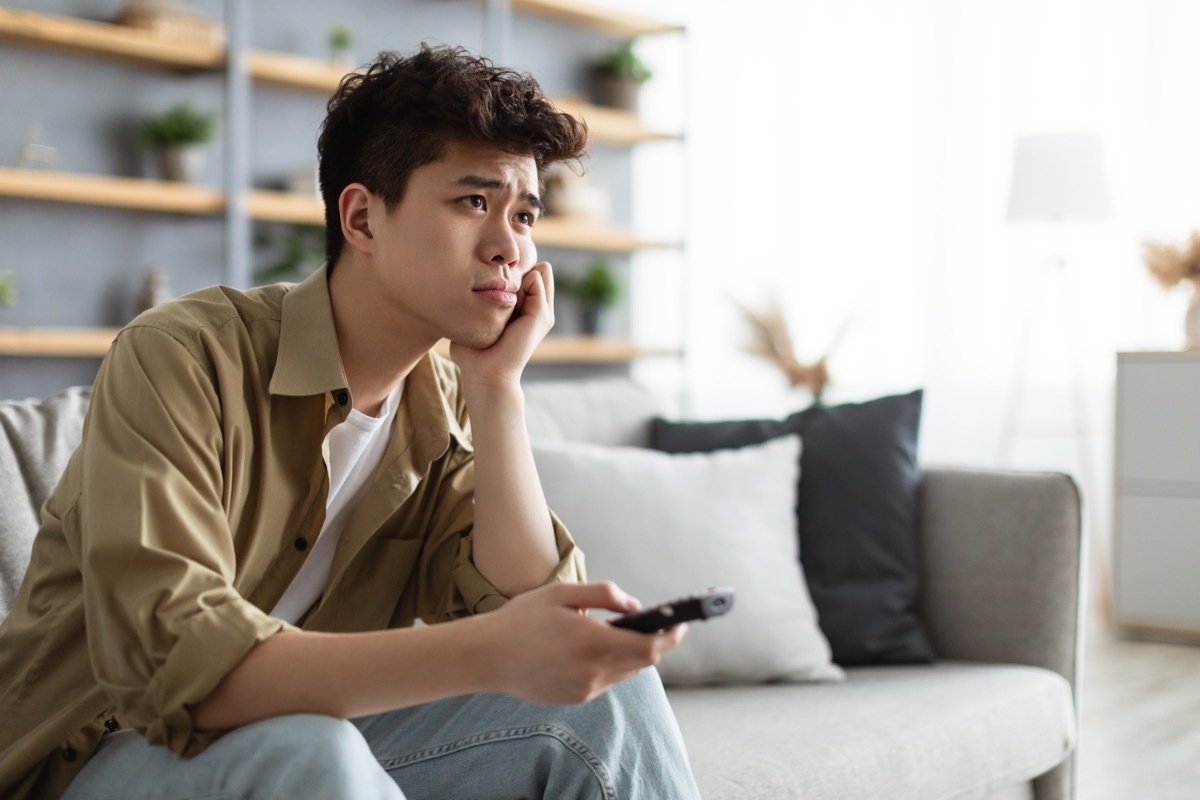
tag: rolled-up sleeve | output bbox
[415,444,586,622]
[77,327,289,756]
[452,508,585,614]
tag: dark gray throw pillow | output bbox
[650,390,935,666]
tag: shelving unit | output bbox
[0,2,684,371]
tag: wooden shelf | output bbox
[552,98,677,146]
[439,335,669,363]
[0,327,119,358]
[247,189,672,252]
[508,0,682,38]
[533,217,674,252]
[0,177,671,253]
[0,327,663,364]
[0,6,223,71]
[244,53,672,145]
[525,337,676,363]
[246,189,324,225]
[0,168,225,215]
[247,49,352,92]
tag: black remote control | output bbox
[610,587,735,633]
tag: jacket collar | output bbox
[269,265,348,399]
[269,264,471,452]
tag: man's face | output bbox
[367,140,542,349]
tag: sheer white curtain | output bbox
[621,0,1200,554]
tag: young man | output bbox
[0,45,701,799]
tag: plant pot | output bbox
[580,304,607,336]
[158,144,206,183]
[330,48,355,70]
[594,75,641,113]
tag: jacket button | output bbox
[63,747,77,762]
[104,718,119,732]
[336,390,349,406]
[294,538,307,551]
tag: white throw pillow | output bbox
[532,435,844,685]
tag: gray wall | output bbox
[0,0,633,399]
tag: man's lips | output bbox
[473,280,519,307]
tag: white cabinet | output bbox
[1113,351,1200,641]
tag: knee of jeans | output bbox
[609,667,668,708]
[244,714,383,785]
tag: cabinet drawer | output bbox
[1114,494,1200,632]
[1116,358,1200,484]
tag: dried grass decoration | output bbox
[739,300,832,402]
[1143,232,1200,289]
[114,0,226,49]
[1142,232,1200,349]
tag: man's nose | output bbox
[482,218,521,267]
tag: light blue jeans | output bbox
[62,668,700,800]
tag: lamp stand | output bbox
[997,254,1113,626]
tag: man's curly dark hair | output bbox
[317,44,589,268]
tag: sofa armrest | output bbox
[917,466,1084,800]
[917,467,1083,688]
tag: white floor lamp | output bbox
[1001,132,1114,621]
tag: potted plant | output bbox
[140,101,217,182]
[329,25,354,68]
[592,41,652,112]
[256,225,325,284]
[559,261,621,335]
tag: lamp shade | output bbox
[1006,133,1114,222]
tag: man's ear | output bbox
[339,183,375,255]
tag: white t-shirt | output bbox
[270,381,404,625]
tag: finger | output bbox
[532,261,554,306]
[658,622,689,652]
[546,580,641,614]
[516,269,552,324]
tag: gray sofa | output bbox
[1,379,1083,800]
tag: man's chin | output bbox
[450,327,504,351]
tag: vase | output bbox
[158,144,206,183]
[580,304,605,336]
[330,47,355,71]
[593,74,640,113]
[1186,282,1200,350]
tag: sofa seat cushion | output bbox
[666,661,1076,800]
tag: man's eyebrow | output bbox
[455,174,544,214]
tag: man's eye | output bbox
[465,195,485,209]
[515,211,536,226]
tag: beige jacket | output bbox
[0,267,582,798]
